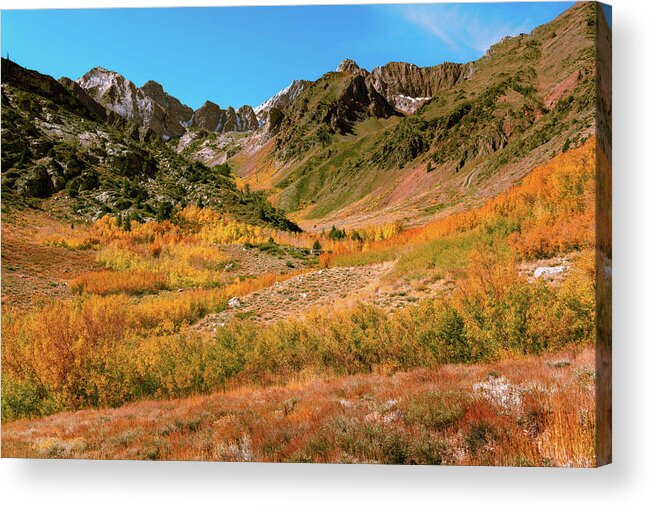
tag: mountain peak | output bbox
[80,66,126,84]
[77,66,193,137]
[141,80,164,93]
[200,100,220,110]
[193,101,258,133]
[86,66,117,75]
[336,59,364,74]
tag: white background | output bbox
[1,0,649,505]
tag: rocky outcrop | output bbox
[192,101,221,131]
[77,67,147,124]
[140,80,193,135]
[192,101,259,133]
[237,105,259,131]
[61,76,157,144]
[367,61,473,113]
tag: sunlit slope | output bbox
[234,2,602,231]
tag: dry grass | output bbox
[1,347,597,466]
[1,210,98,308]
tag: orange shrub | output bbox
[70,270,168,296]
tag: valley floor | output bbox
[0,141,600,465]
[2,347,596,466]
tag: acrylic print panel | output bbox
[0,1,611,466]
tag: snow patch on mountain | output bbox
[254,80,311,122]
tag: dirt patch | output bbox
[196,263,394,330]
[2,208,98,309]
[367,275,455,311]
[218,244,310,278]
[195,262,457,331]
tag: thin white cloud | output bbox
[398,4,530,55]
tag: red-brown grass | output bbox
[1,347,597,466]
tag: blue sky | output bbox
[2,2,574,110]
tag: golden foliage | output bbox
[328,138,597,266]
[2,244,594,420]
[70,270,168,296]
[2,139,598,431]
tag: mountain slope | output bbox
[272,64,400,162]
[2,2,606,234]
[231,1,603,230]
[254,79,311,126]
[1,58,300,232]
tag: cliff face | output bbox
[367,61,473,113]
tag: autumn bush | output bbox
[1,245,594,422]
[1,270,299,419]
[96,242,231,289]
[41,203,403,270]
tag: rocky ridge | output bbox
[76,67,260,139]
[192,101,258,133]
[76,67,188,138]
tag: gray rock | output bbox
[534,266,565,279]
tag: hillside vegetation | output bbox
[2,141,596,426]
